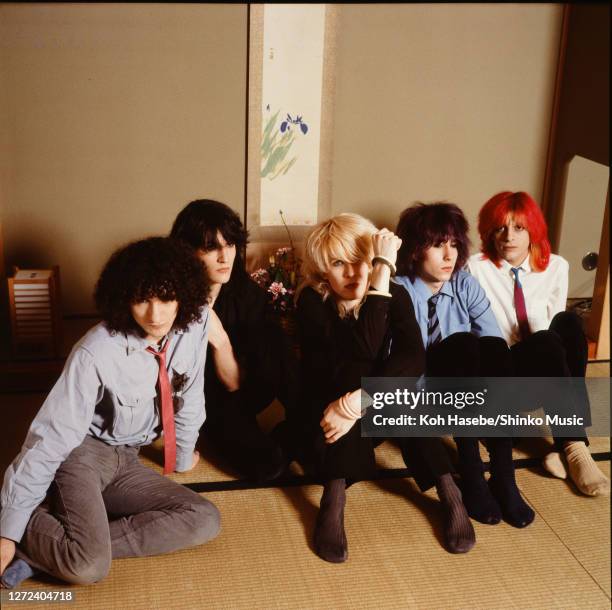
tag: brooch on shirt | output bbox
[172,373,189,414]
[172,372,189,393]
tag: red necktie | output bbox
[511,267,531,341]
[146,341,176,474]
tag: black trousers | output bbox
[303,420,456,491]
[426,332,512,377]
[510,311,590,449]
[202,385,284,477]
[297,334,502,490]
[420,332,514,481]
[201,321,299,478]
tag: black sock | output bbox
[488,439,535,528]
[314,478,347,563]
[435,473,476,554]
[456,438,501,525]
[460,471,502,525]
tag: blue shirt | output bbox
[1,311,209,542]
[393,270,503,348]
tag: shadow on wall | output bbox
[3,216,91,316]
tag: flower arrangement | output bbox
[251,246,299,313]
[250,211,301,314]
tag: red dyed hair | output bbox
[477,191,551,271]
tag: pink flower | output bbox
[268,281,287,300]
[251,268,270,287]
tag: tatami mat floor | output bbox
[0,363,609,609]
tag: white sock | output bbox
[564,441,610,497]
[542,451,568,479]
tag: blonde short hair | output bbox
[299,213,377,305]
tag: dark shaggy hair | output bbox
[94,237,210,335]
[395,202,471,279]
[170,199,249,287]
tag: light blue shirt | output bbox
[393,270,503,348]
[1,310,209,542]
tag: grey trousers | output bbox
[16,436,220,585]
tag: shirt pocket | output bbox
[526,298,549,333]
[113,388,157,438]
[449,308,471,336]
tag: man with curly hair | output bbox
[0,237,220,588]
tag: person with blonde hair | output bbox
[291,213,475,562]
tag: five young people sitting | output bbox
[0,193,608,586]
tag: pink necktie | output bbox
[146,341,176,474]
[511,267,531,341]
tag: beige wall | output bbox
[0,4,247,314]
[1,4,567,315]
[329,4,563,247]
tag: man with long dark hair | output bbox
[170,199,297,482]
[0,237,220,588]
[394,202,535,539]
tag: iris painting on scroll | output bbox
[259,5,325,226]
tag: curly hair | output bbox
[94,237,210,334]
[395,202,471,279]
[170,199,250,287]
[477,191,551,271]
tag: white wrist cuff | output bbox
[372,255,397,276]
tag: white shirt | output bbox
[467,252,568,346]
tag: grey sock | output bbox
[436,473,476,554]
[1,559,37,589]
[313,478,347,563]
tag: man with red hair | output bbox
[468,191,609,497]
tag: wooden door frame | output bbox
[541,4,610,360]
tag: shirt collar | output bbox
[439,280,454,298]
[124,328,182,355]
[500,256,531,275]
[413,276,453,302]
